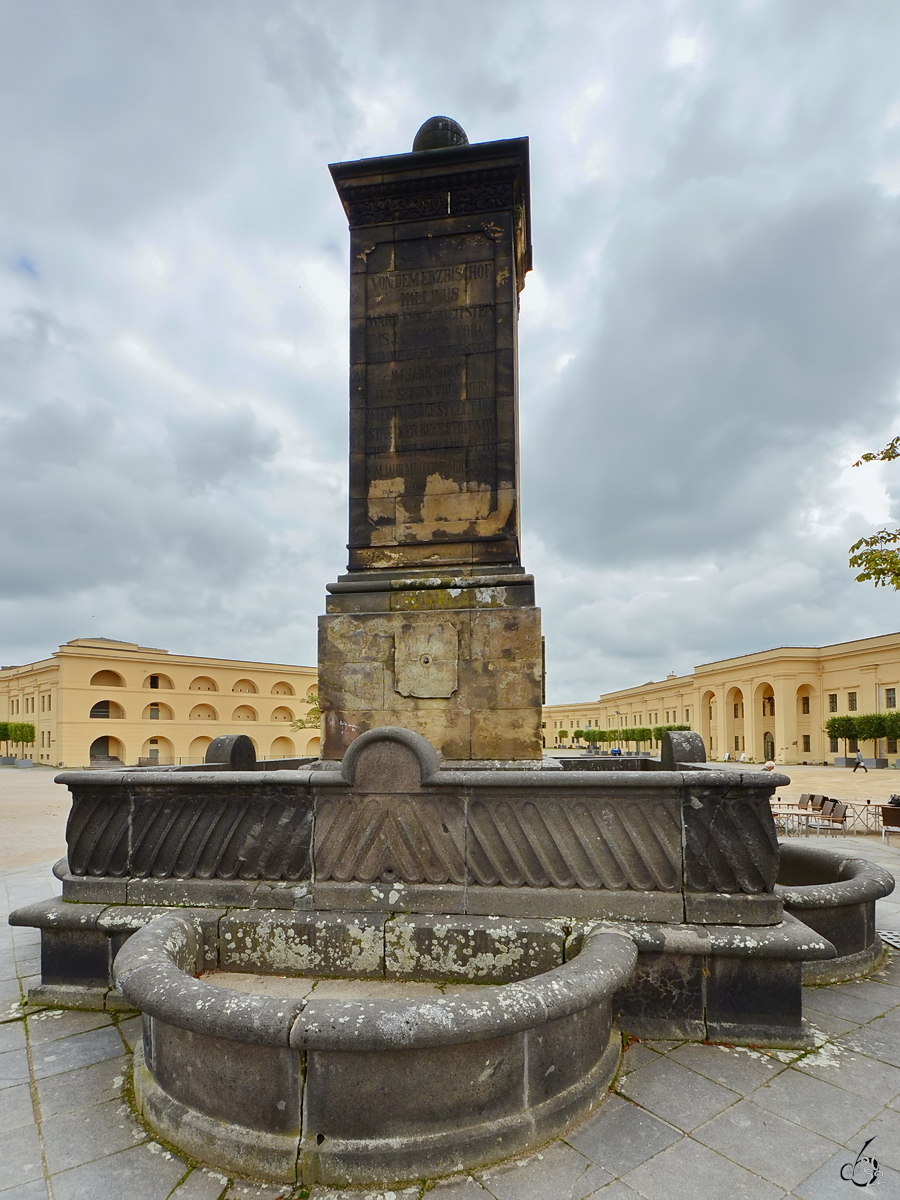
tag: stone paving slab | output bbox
[4,850,900,1199]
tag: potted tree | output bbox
[11,722,36,767]
[0,721,13,765]
[852,712,889,769]
[825,715,859,766]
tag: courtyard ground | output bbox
[3,766,900,1198]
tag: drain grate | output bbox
[878,930,900,950]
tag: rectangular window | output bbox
[848,692,858,711]
[149,704,160,719]
[889,738,898,754]
[733,704,739,718]
[47,694,51,711]
[802,735,811,752]
[849,737,859,752]
[734,736,740,751]
[828,694,838,712]
[801,696,810,715]
[887,688,897,709]
[830,737,839,753]
[150,675,159,689]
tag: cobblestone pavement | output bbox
[3,841,900,1200]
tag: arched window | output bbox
[143,674,174,689]
[271,682,295,696]
[90,700,125,719]
[90,736,124,761]
[232,679,258,694]
[189,735,213,759]
[232,705,258,721]
[90,670,125,688]
[189,704,218,721]
[270,736,295,758]
[190,677,218,692]
[271,706,294,722]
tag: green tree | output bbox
[0,721,8,754]
[850,438,900,587]
[853,712,889,758]
[557,730,569,742]
[854,712,887,744]
[290,691,320,732]
[8,723,36,755]
[650,723,692,742]
[572,729,585,744]
[825,714,857,757]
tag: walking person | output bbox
[853,748,868,773]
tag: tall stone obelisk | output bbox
[320,117,542,761]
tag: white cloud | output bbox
[669,36,702,66]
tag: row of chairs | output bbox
[789,792,900,842]
[794,793,848,836]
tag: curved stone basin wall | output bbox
[777,843,894,983]
[114,913,636,1187]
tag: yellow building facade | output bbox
[0,638,319,768]
[542,631,900,766]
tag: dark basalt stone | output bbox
[205,733,256,770]
[412,115,469,151]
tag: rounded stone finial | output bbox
[412,116,469,152]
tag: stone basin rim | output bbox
[55,767,791,789]
[776,842,895,909]
[113,912,637,1052]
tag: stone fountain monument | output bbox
[9,118,892,1189]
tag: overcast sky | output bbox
[3,1,900,702]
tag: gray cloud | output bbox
[2,0,900,698]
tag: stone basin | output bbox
[776,841,894,983]
[115,912,636,1187]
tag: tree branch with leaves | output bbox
[849,438,900,588]
[290,691,320,731]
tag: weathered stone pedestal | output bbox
[321,567,542,760]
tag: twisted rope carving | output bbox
[466,796,682,891]
[66,785,313,881]
[314,794,467,885]
[683,791,779,894]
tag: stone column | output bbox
[773,676,794,763]
[320,119,543,761]
[743,676,759,762]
